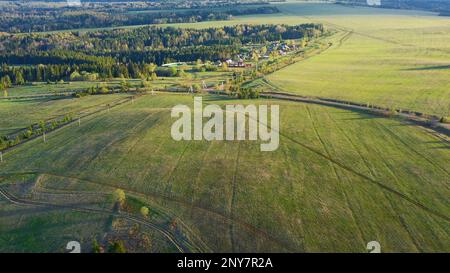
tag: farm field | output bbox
[261,2,450,116]
[0,94,129,136]
[1,0,449,254]
[0,93,449,252]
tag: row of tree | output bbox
[1,6,279,33]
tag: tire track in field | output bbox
[163,141,193,198]
[0,170,293,251]
[374,120,450,177]
[33,176,210,252]
[281,129,450,222]
[77,111,162,172]
[372,153,423,252]
[138,136,173,194]
[280,143,307,252]
[238,106,450,223]
[189,141,214,204]
[79,110,167,174]
[114,112,173,189]
[325,110,421,251]
[0,186,187,253]
[305,106,366,247]
[40,186,207,253]
[229,141,242,253]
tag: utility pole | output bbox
[43,131,46,143]
[78,116,81,126]
[0,151,3,163]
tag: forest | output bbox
[0,24,324,83]
[0,4,279,32]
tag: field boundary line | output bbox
[324,110,422,251]
[305,106,367,247]
[374,120,450,177]
[259,91,450,137]
[232,108,450,223]
[163,141,193,197]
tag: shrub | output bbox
[140,206,150,218]
[440,117,449,124]
[108,241,126,253]
[113,189,126,205]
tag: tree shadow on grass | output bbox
[403,65,450,71]
[330,110,385,121]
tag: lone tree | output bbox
[109,240,126,253]
[0,82,7,97]
[92,239,102,253]
[113,189,126,207]
[140,206,150,218]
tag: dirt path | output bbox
[0,186,189,253]
[259,91,450,137]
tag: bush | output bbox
[238,87,260,99]
[113,189,126,205]
[140,206,150,218]
[155,67,178,77]
[108,241,126,253]
[440,117,450,124]
[192,84,202,92]
[22,130,32,139]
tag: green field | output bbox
[1,93,449,252]
[0,94,129,135]
[259,2,450,116]
[1,1,449,253]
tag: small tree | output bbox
[221,62,228,71]
[140,206,150,218]
[14,71,25,85]
[151,72,158,81]
[1,75,12,88]
[120,79,129,92]
[192,83,202,92]
[92,239,102,253]
[69,71,82,81]
[0,82,7,97]
[109,240,126,253]
[113,189,126,206]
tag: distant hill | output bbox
[336,0,450,14]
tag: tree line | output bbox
[0,6,279,33]
[0,24,325,84]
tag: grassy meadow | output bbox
[260,2,450,116]
[1,1,449,253]
[0,94,129,135]
[1,93,449,252]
